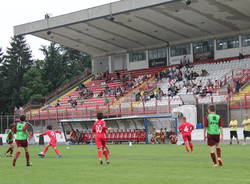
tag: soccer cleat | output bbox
[26,162,32,167]
[99,159,103,165]
[38,152,45,158]
[56,154,62,158]
[212,164,218,167]
[12,159,16,167]
[217,157,223,166]
[106,160,110,164]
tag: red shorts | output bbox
[7,141,13,144]
[182,134,191,142]
[207,134,220,146]
[16,140,28,147]
[48,141,57,147]
[95,136,107,148]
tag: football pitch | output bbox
[1,144,250,184]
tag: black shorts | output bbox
[243,130,250,138]
[230,131,238,139]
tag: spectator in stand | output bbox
[227,84,233,95]
[68,129,77,144]
[235,80,241,93]
[68,96,73,104]
[116,71,121,80]
[55,100,61,107]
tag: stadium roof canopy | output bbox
[14,0,250,57]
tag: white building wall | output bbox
[111,54,127,72]
[169,43,193,65]
[92,56,109,74]
[127,51,149,71]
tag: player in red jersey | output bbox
[38,125,62,158]
[178,117,195,152]
[92,112,110,165]
[5,124,15,157]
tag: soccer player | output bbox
[229,117,239,144]
[38,125,62,158]
[242,116,250,145]
[178,117,195,152]
[204,105,223,167]
[5,124,15,157]
[12,115,32,167]
[92,112,110,165]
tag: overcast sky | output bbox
[1,0,119,60]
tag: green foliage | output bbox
[0,36,33,113]
[0,144,250,184]
[0,38,91,114]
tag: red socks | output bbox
[216,148,221,158]
[43,145,49,154]
[210,153,217,164]
[189,142,194,152]
[103,150,109,161]
[98,149,103,160]
[185,144,190,152]
[14,151,21,160]
[6,147,13,154]
[54,148,61,155]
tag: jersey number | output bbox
[184,126,189,132]
[96,125,102,133]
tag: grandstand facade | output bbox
[9,0,250,138]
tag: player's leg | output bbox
[102,140,110,164]
[182,135,190,152]
[235,132,239,144]
[39,144,50,157]
[53,146,62,158]
[24,146,32,166]
[215,143,223,166]
[187,135,193,152]
[95,138,103,164]
[209,146,217,167]
[6,142,14,156]
[230,131,233,145]
[189,141,194,152]
[12,146,21,167]
[207,135,217,167]
[243,131,246,145]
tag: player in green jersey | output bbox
[203,105,224,167]
[12,115,32,167]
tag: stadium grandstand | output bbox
[5,0,250,143]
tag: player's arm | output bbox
[92,124,96,133]
[38,131,47,137]
[219,118,224,141]
[55,130,62,134]
[12,125,17,133]
[22,123,29,131]
[203,116,208,141]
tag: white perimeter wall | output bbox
[0,128,246,144]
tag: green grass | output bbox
[1,144,250,184]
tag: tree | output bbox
[0,36,33,113]
[62,47,91,79]
[20,61,48,104]
[40,43,66,92]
